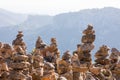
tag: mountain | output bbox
[0,8,28,27]
[20,15,53,30]
[0,7,120,57]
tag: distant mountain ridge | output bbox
[0,8,28,27]
[19,15,53,30]
[0,7,120,56]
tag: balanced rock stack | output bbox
[32,49,44,80]
[0,43,13,59]
[57,51,73,80]
[35,36,46,50]
[110,48,120,65]
[95,45,110,66]
[72,24,95,80]
[9,32,31,80]
[0,56,9,80]
[49,38,60,59]
[9,46,31,80]
[71,53,82,80]
[41,62,57,80]
[80,24,95,66]
[0,42,12,80]
[35,36,47,58]
[109,48,120,79]
[12,31,26,53]
[45,38,60,63]
[0,43,13,78]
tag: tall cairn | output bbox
[72,24,95,80]
[9,31,32,80]
[12,31,26,54]
[109,48,120,80]
[32,48,44,80]
[35,36,47,57]
[80,24,95,66]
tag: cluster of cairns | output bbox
[0,24,120,80]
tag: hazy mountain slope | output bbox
[0,8,28,27]
[20,15,53,30]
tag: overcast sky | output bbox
[0,0,120,15]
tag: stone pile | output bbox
[80,24,95,66]
[12,31,26,53]
[109,48,120,80]
[32,49,44,80]
[9,49,31,80]
[57,51,73,80]
[9,31,31,80]
[95,45,110,66]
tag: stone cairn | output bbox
[41,62,57,80]
[95,45,110,67]
[0,25,120,80]
[9,31,32,80]
[35,36,47,53]
[31,36,60,80]
[31,48,44,80]
[109,48,120,80]
[32,36,46,80]
[73,25,95,66]
[93,45,114,80]
[0,43,13,80]
[80,24,95,66]
[9,47,31,80]
[0,56,9,80]
[72,24,95,80]
[12,31,26,54]
[57,51,73,80]
[45,38,60,63]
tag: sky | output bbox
[0,0,120,15]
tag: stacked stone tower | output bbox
[78,24,95,67]
[95,45,110,66]
[109,48,120,80]
[12,31,26,54]
[57,51,73,80]
[10,49,31,80]
[9,31,31,80]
